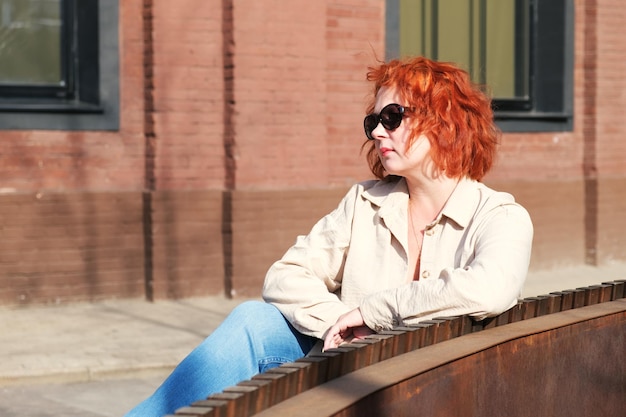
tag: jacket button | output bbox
[422,270,430,278]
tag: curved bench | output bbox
[171,280,626,417]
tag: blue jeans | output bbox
[124,301,318,417]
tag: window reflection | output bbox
[397,0,529,101]
[0,0,62,85]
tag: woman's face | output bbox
[371,87,434,179]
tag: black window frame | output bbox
[386,0,574,133]
[0,0,119,131]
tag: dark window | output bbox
[386,0,573,132]
[0,0,119,130]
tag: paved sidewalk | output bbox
[0,262,624,388]
[0,295,257,387]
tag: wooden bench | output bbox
[170,280,626,417]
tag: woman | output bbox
[125,56,533,417]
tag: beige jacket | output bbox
[262,177,533,339]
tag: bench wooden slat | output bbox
[274,361,316,393]
[250,371,291,406]
[361,333,396,361]
[377,329,411,356]
[550,290,571,311]
[604,280,625,300]
[307,349,344,380]
[339,337,382,367]
[174,405,214,416]
[222,386,260,417]
[293,356,328,387]
[191,398,234,417]
[236,378,273,414]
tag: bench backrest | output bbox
[171,280,626,417]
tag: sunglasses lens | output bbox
[363,114,379,140]
[363,104,405,140]
[380,105,403,130]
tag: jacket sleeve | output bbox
[359,202,534,331]
[262,185,361,339]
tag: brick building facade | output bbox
[0,0,624,305]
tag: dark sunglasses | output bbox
[363,103,408,140]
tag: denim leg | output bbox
[124,301,317,417]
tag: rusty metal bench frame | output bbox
[171,280,626,417]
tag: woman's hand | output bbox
[323,308,375,351]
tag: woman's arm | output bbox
[359,202,534,331]
[262,184,363,340]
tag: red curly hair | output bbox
[363,56,500,181]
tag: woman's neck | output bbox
[405,175,461,222]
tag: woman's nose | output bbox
[370,121,386,139]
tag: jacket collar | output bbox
[362,176,408,209]
[362,177,410,250]
[439,177,480,228]
[362,176,480,229]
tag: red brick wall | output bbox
[325,3,385,185]
[146,0,228,299]
[0,192,145,304]
[0,1,148,304]
[150,190,225,299]
[0,0,624,305]
[230,1,381,190]
[594,0,626,263]
[596,0,626,178]
[151,0,226,190]
[225,1,385,292]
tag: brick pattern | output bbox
[596,1,626,177]
[150,190,226,299]
[151,0,226,190]
[232,0,328,188]
[0,0,624,304]
[325,2,385,186]
[598,178,626,263]
[0,192,144,305]
[229,188,350,297]
[486,180,586,270]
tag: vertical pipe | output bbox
[222,0,236,297]
[583,0,598,266]
[142,0,156,301]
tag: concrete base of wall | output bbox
[0,192,146,305]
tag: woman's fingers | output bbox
[323,309,369,351]
[323,324,349,351]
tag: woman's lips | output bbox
[380,147,393,156]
